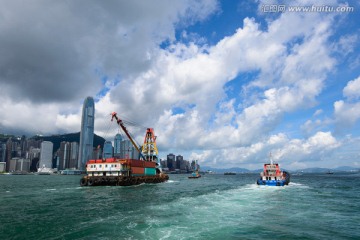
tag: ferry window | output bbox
[105,164,108,168]
[99,165,102,167]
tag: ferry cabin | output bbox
[260,163,284,181]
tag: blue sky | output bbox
[0,0,360,169]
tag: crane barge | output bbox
[80,112,169,186]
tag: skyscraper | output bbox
[39,141,53,170]
[78,96,95,170]
[103,141,113,159]
[69,142,78,169]
[114,133,122,157]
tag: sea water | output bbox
[0,173,359,239]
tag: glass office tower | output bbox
[78,96,95,170]
[102,141,113,159]
[114,133,122,157]
[39,141,53,169]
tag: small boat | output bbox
[188,160,201,179]
[256,154,290,186]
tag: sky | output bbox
[1,0,360,170]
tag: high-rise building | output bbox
[58,141,71,170]
[103,141,113,159]
[120,140,139,159]
[114,133,122,157]
[0,143,6,162]
[69,142,78,169]
[39,141,53,169]
[78,96,95,170]
[9,158,30,172]
[167,153,175,170]
[176,155,183,169]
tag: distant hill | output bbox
[201,165,359,174]
[201,166,256,173]
[297,166,360,173]
[30,132,106,153]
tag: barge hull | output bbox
[80,174,169,187]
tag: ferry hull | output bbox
[256,171,290,186]
[256,179,288,186]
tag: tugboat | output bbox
[80,112,169,186]
[256,154,290,186]
[188,160,201,179]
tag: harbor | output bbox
[1,173,359,239]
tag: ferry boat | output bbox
[80,112,168,186]
[256,156,290,186]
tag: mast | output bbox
[269,152,273,165]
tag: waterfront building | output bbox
[38,141,53,172]
[9,158,30,172]
[167,153,175,171]
[114,133,122,157]
[0,143,6,162]
[176,155,183,169]
[0,162,6,172]
[69,142,78,169]
[120,139,139,159]
[78,96,95,170]
[28,147,40,172]
[103,141,113,159]
[6,138,18,171]
[58,142,71,170]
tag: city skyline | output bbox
[0,1,359,170]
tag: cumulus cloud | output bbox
[334,76,360,132]
[343,76,360,100]
[191,131,341,170]
[0,0,219,135]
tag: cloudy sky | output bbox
[1,0,360,170]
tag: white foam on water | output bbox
[166,180,179,183]
[287,182,310,189]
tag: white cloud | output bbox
[334,75,360,132]
[192,131,341,170]
[334,100,360,130]
[343,76,360,100]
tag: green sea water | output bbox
[1,173,359,239]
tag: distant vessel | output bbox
[224,172,236,175]
[36,165,54,175]
[188,160,201,179]
[80,112,168,186]
[256,154,290,186]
